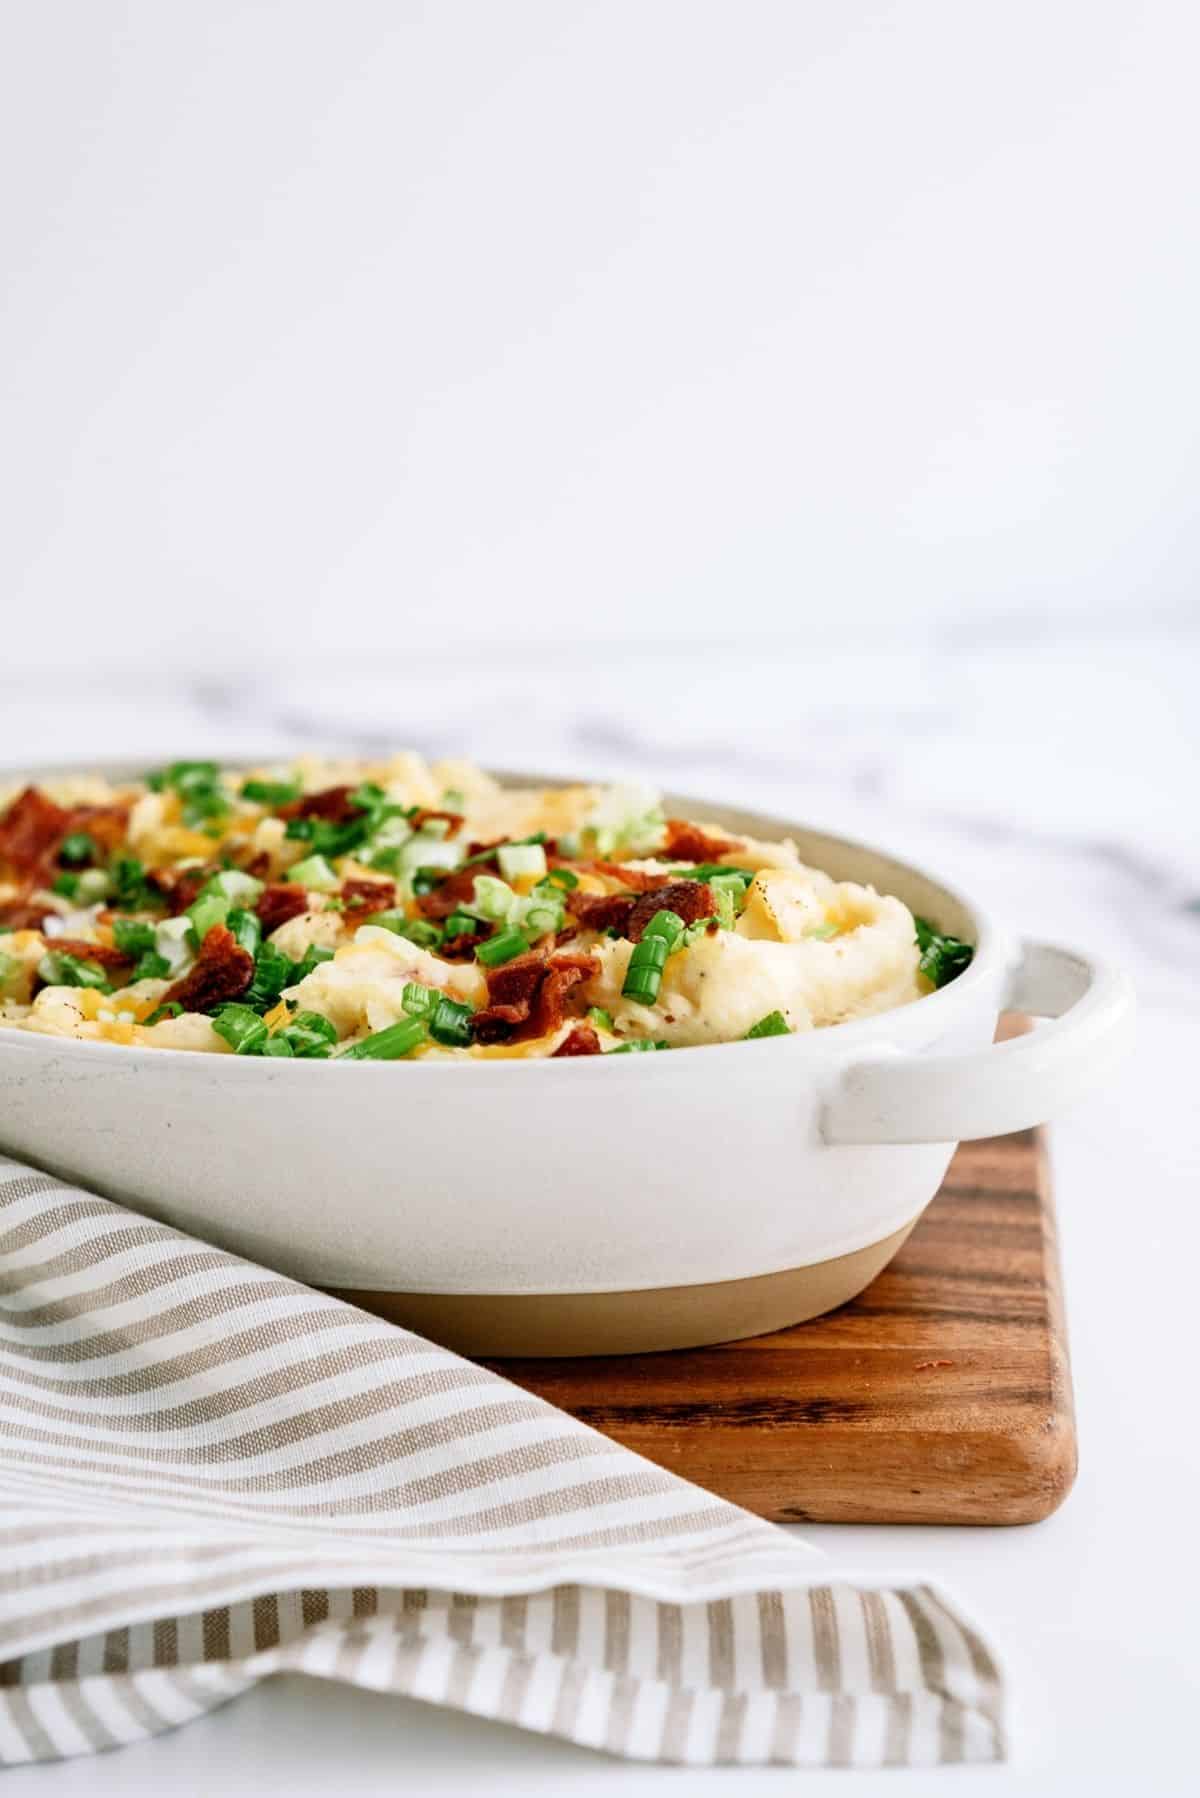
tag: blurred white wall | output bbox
[1,0,1197,679]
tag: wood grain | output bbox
[489,1125,1076,1526]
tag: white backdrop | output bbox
[1,0,1197,680]
[2,19,1200,1787]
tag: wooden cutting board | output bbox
[490,1124,1076,1526]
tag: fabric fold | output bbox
[0,1155,1003,1767]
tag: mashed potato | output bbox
[0,756,972,1061]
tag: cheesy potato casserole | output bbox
[0,758,973,1060]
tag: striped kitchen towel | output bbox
[0,1155,1003,1767]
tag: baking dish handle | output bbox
[821,940,1134,1145]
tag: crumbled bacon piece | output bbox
[159,924,253,1013]
[440,922,492,960]
[471,949,545,1040]
[42,937,133,971]
[416,865,487,922]
[627,880,716,942]
[590,862,672,893]
[0,898,54,930]
[661,819,737,863]
[569,892,636,934]
[552,1024,602,1057]
[254,883,310,935]
[470,947,600,1044]
[63,803,130,857]
[534,950,600,1038]
[0,787,70,876]
[341,877,396,918]
[409,809,464,836]
[277,785,360,824]
[242,851,272,879]
[148,863,219,912]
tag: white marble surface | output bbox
[3,633,1198,1793]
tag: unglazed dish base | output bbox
[332,1219,920,1356]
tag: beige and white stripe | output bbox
[0,1156,1003,1766]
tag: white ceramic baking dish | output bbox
[0,775,1133,1355]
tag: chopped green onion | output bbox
[587,1006,614,1032]
[262,1035,294,1057]
[75,869,113,904]
[712,886,737,931]
[605,1039,668,1053]
[182,784,231,829]
[111,857,153,909]
[131,950,171,981]
[803,922,839,941]
[112,919,157,957]
[442,910,478,938]
[914,918,974,988]
[361,912,442,950]
[338,1017,428,1061]
[51,872,79,898]
[144,1000,183,1025]
[394,837,464,885]
[633,937,670,971]
[498,842,548,882]
[187,893,230,943]
[284,853,339,892]
[402,981,438,1017]
[467,875,516,922]
[241,777,301,806]
[347,781,386,813]
[581,788,665,858]
[146,759,219,792]
[640,908,685,947]
[621,909,685,1005]
[58,832,97,867]
[520,900,562,938]
[212,1004,269,1055]
[243,941,295,1010]
[150,761,229,828]
[459,832,547,873]
[745,1010,791,1039]
[440,788,465,809]
[146,761,231,828]
[362,843,407,875]
[680,864,755,886]
[37,951,111,992]
[225,907,262,958]
[200,869,264,905]
[475,927,529,968]
[281,1010,338,1057]
[708,869,753,895]
[361,811,414,866]
[285,808,381,859]
[540,866,579,891]
[429,996,474,1047]
[291,942,335,982]
[622,947,667,1005]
